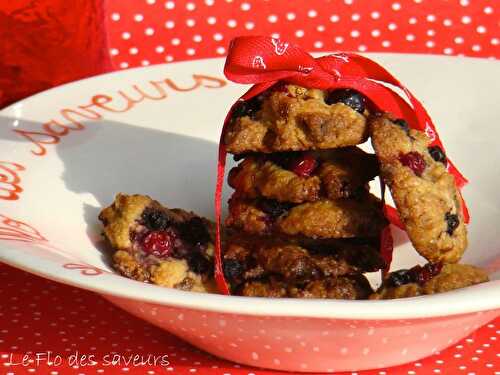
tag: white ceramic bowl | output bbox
[0,55,499,372]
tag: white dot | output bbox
[358,44,367,52]
[491,38,499,46]
[214,33,223,41]
[287,12,296,20]
[271,33,280,39]
[340,347,348,355]
[444,47,453,54]
[433,370,441,374]
[484,6,493,14]
[121,32,131,40]
[273,359,280,365]
[427,29,435,36]
[344,0,353,4]
[362,347,370,355]
[251,352,259,360]
[477,25,487,33]
[227,19,237,28]
[472,44,481,51]
[186,19,195,27]
[330,14,340,22]
[145,27,154,35]
[317,25,325,32]
[165,1,174,9]
[119,62,128,69]
[193,35,202,42]
[216,47,226,55]
[146,0,155,3]
[111,13,120,21]
[351,13,361,21]
[110,48,119,56]
[460,0,469,6]
[427,14,436,22]
[455,36,464,44]
[335,36,344,43]
[392,2,401,10]
[351,30,360,38]
[308,9,318,18]
[134,14,144,22]
[129,47,138,55]
[443,19,453,26]
[187,48,195,56]
[245,21,254,30]
[166,55,173,62]
[171,38,180,46]
[241,2,251,11]
[165,20,175,28]
[156,45,165,53]
[401,348,408,355]
[461,16,471,24]
[186,2,195,10]
[268,15,278,23]
[295,30,304,37]
[382,40,391,47]
[314,41,324,48]
[388,23,397,30]
[371,11,380,19]
[205,0,214,5]
[409,17,417,24]
[207,17,216,25]
[372,29,381,37]
[141,60,150,66]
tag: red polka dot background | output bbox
[1,1,499,374]
[105,0,499,69]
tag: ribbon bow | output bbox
[214,36,469,295]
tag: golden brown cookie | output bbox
[370,263,489,299]
[240,275,373,299]
[228,147,379,203]
[370,114,467,263]
[222,234,385,291]
[99,193,216,293]
[224,84,369,154]
[225,193,387,239]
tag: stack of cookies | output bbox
[221,84,388,298]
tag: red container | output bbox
[0,0,112,108]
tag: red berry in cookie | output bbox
[141,230,175,257]
[289,153,318,177]
[399,151,426,176]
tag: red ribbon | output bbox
[214,36,469,294]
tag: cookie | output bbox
[228,147,378,203]
[224,84,369,154]
[370,263,489,299]
[223,234,385,289]
[239,275,373,299]
[225,193,387,239]
[370,114,467,263]
[99,193,216,292]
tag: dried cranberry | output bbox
[325,89,366,113]
[399,152,426,176]
[141,230,175,257]
[428,145,447,165]
[141,208,170,231]
[223,259,245,284]
[393,118,410,133]
[231,97,262,119]
[258,199,293,219]
[387,269,413,287]
[445,213,460,235]
[410,263,443,285]
[289,153,318,177]
[177,217,211,248]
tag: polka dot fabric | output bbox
[0,264,498,374]
[105,0,499,69]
